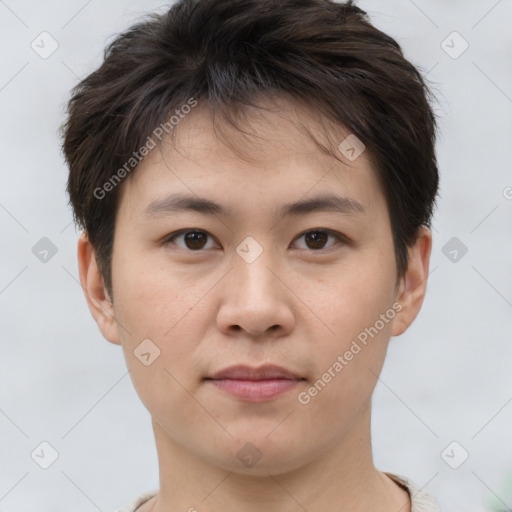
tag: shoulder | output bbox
[112,490,158,512]
[110,477,440,512]
[386,472,441,512]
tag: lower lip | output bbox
[207,378,302,402]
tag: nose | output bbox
[216,249,296,339]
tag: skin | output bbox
[78,97,431,512]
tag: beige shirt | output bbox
[114,473,440,512]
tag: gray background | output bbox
[1,0,511,511]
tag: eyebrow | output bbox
[143,192,365,219]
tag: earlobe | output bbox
[77,232,121,345]
[391,226,432,337]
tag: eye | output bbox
[163,228,347,252]
[292,229,345,251]
[164,229,218,251]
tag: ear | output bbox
[77,232,121,345]
[391,226,432,337]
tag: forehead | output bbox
[119,96,384,219]
[164,95,364,169]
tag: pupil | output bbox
[306,231,327,249]
[185,231,206,249]
[182,231,328,250]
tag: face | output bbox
[79,97,431,476]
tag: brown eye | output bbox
[293,229,344,251]
[183,231,208,249]
[165,230,216,250]
[304,231,329,249]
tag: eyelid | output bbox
[163,229,219,250]
[291,228,348,250]
[162,228,349,251]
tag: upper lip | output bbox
[208,364,303,381]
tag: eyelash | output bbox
[162,228,348,252]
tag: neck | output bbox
[144,405,410,512]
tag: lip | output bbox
[208,364,302,381]
[205,365,304,402]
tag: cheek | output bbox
[304,255,396,400]
[111,255,205,388]
[113,249,187,337]
[112,271,207,430]
[311,257,395,340]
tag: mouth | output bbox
[204,364,306,402]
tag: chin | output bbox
[218,452,306,477]
[203,431,309,477]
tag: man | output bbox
[61,1,441,510]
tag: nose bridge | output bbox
[232,240,280,304]
[216,238,295,336]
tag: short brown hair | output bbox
[61,0,439,299]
